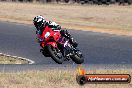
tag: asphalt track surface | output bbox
[0,21,132,71]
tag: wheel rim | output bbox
[53,49,63,59]
[76,51,83,58]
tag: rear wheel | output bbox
[47,45,63,64]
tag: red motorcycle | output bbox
[39,26,84,64]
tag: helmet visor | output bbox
[34,22,42,30]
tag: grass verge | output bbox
[0,69,132,88]
[0,2,132,36]
[0,56,29,64]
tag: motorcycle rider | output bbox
[33,15,78,48]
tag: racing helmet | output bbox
[33,15,46,31]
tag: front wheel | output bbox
[47,44,63,64]
[70,51,84,64]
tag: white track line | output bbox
[0,53,35,64]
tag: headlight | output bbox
[44,32,50,39]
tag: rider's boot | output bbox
[60,30,78,48]
[69,37,78,48]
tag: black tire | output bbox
[71,54,84,64]
[47,45,63,64]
